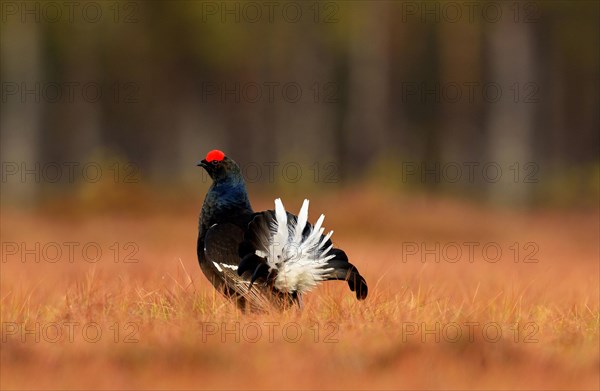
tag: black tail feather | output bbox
[250,263,270,285]
[238,253,264,277]
[325,249,368,300]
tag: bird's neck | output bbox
[199,179,253,235]
[210,179,251,206]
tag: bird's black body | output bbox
[197,156,261,310]
[196,150,368,312]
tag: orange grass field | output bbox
[1,190,598,390]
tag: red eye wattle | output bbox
[205,149,225,162]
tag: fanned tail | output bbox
[237,199,368,300]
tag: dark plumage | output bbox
[197,150,368,312]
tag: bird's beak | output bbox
[197,159,208,168]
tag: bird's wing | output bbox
[237,199,368,300]
[203,223,277,311]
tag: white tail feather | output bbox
[293,199,309,243]
[264,199,335,294]
[270,198,289,267]
[313,214,325,232]
[318,230,334,250]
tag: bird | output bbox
[197,149,368,312]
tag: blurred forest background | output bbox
[1,0,598,209]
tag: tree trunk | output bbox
[0,22,42,207]
[486,20,536,205]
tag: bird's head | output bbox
[197,149,243,183]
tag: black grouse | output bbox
[197,149,368,312]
